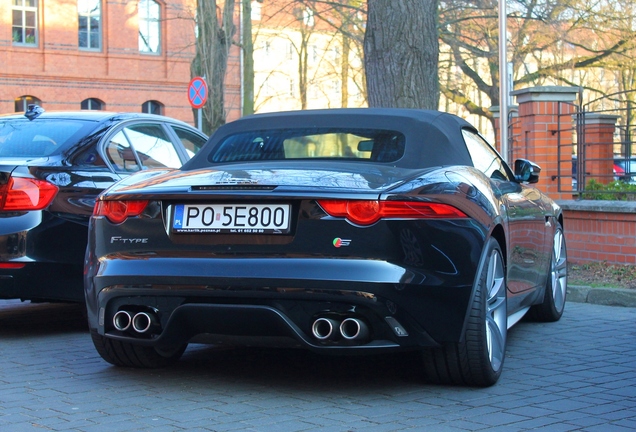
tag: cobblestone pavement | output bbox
[0,299,634,432]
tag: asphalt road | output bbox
[0,299,634,431]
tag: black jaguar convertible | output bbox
[85,108,567,386]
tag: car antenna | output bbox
[24,104,45,121]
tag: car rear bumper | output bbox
[86,256,476,351]
[0,262,84,302]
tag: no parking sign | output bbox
[188,77,208,109]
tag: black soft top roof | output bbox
[187,108,477,170]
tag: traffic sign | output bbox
[188,77,208,109]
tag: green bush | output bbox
[581,179,636,201]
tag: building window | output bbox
[12,0,38,46]
[15,95,41,112]
[78,0,101,50]
[251,1,261,21]
[287,42,294,61]
[302,8,314,27]
[141,100,163,115]
[288,78,295,97]
[139,0,160,54]
[81,98,104,110]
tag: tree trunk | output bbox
[298,28,309,110]
[364,0,439,109]
[242,0,254,116]
[341,32,350,107]
[191,0,236,135]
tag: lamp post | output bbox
[499,0,509,162]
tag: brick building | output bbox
[0,0,236,125]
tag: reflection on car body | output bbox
[85,108,567,386]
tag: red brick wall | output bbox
[494,87,634,266]
[559,201,636,264]
[0,0,241,125]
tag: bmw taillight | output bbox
[0,263,26,269]
[317,200,468,226]
[94,200,149,224]
[0,177,59,211]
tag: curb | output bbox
[567,285,636,308]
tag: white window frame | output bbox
[139,0,161,54]
[12,0,38,46]
[78,0,102,51]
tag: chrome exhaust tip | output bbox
[113,310,132,332]
[132,312,157,334]
[340,318,369,341]
[311,317,339,340]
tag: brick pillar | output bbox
[581,114,618,184]
[509,86,580,200]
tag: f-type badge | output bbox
[333,238,351,248]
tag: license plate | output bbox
[172,204,291,234]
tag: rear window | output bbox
[209,128,405,163]
[0,119,96,157]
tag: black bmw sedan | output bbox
[0,106,207,303]
[85,108,567,386]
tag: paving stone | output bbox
[0,300,634,431]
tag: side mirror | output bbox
[514,159,541,184]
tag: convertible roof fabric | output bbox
[186,108,477,170]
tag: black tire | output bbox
[529,224,567,322]
[90,329,187,368]
[422,237,507,387]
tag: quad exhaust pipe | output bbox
[340,317,369,341]
[113,309,160,335]
[311,316,369,342]
[311,317,340,340]
[113,310,132,332]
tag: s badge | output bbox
[333,238,351,248]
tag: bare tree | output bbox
[296,0,367,107]
[364,0,440,109]
[242,0,255,116]
[439,0,636,128]
[191,0,236,135]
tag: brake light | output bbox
[317,200,468,226]
[0,263,26,269]
[0,177,59,211]
[94,200,149,224]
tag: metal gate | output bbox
[555,90,636,197]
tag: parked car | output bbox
[614,157,636,183]
[85,108,567,386]
[0,105,207,303]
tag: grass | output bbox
[568,261,636,289]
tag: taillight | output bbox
[94,200,149,224]
[614,164,624,175]
[0,177,59,211]
[317,200,468,226]
[0,263,26,269]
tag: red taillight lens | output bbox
[0,177,59,211]
[317,200,468,226]
[614,164,625,175]
[0,263,26,269]
[94,200,149,224]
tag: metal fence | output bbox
[557,90,636,199]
